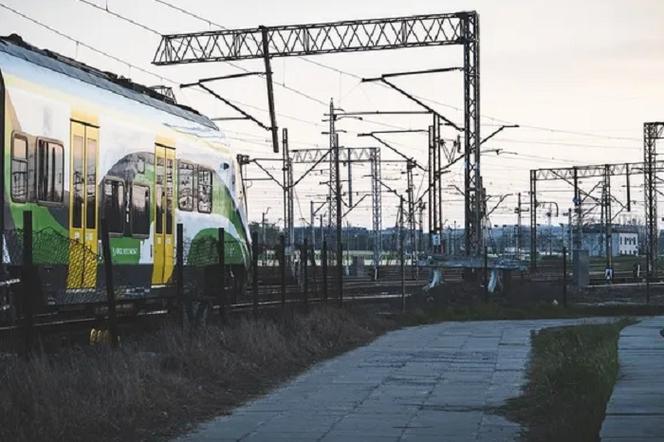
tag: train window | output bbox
[197,168,213,213]
[72,134,84,227]
[155,155,164,234]
[103,179,125,234]
[166,157,174,235]
[11,133,29,202]
[130,183,150,236]
[36,139,64,204]
[177,161,194,211]
[86,137,97,229]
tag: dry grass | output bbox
[0,306,392,442]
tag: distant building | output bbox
[581,224,639,257]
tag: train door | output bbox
[67,120,99,289]
[152,144,175,285]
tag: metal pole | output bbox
[176,223,184,328]
[303,237,309,309]
[463,12,482,257]
[284,129,295,248]
[646,247,651,304]
[280,234,286,309]
[260,26,279,153]
[347,159,353,208]
[334,113,344,305]
[407,161,416,279]
[101,217,119,347]
[483,245,489,302]
[282,128,290,247]
[604,165,613,270]
[428,124,434,251]
[399,197,406,312]
[218,227,226,320]
[530,170,537,272]
[562,246,568,307]
[322,239,328,303]
[21,210,34,356]
[516,192,521,259]
[310,201,315,250]
[252,231,259,316]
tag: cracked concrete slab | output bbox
[177,318,612,442]
[600,316,664,441]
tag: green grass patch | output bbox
[499,318,635,441]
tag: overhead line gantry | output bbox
[152,11,484,258]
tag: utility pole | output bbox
[261,207,271,253]
[603,164,613,269]
[399,196,406,311]
[310,200,315,250]
[406,160,416,277]
[282,128,294,249]
[515,192,522,259]
[328,99,344,303]
[567,208,573,253]
[370,148,382,280]
[573,167,582,259]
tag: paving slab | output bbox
[177,318,612,442]
[600,316,664,441]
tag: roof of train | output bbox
[0,34,217,130]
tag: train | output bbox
[0,34,251,317]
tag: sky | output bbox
[2,0,663,231]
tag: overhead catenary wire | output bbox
[151,0,643,145]
[74,0,332,108]
[5,1,643,230]
[0,1,332,130]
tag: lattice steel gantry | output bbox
[152,11,484,257]
[644,122,664,278]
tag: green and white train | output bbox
[0,35,251,312]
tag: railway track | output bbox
[0,277,427,337]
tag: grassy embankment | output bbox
[500,318,635,441]
[0,307,393,442]
[0,299,649,442]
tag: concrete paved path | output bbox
[179,318,609,442]
[600,316,664,441]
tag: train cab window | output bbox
[36,139,64,203]
[130,183,150,236]
[103,179,125,234]
[177,161,194,211]
[11,133,29,202]
[197,168,213,214]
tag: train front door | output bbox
[152,144,175,285]
[67,120,99,289]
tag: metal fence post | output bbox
[562,246,568,307]
[21,210,34,356]
[218,227,226,321]
[252,231,259,316]
[100,217,119,348]
[322,239,328,303]
[279,234,286,309]
[303,237,309,309]
[176,223,184,328]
